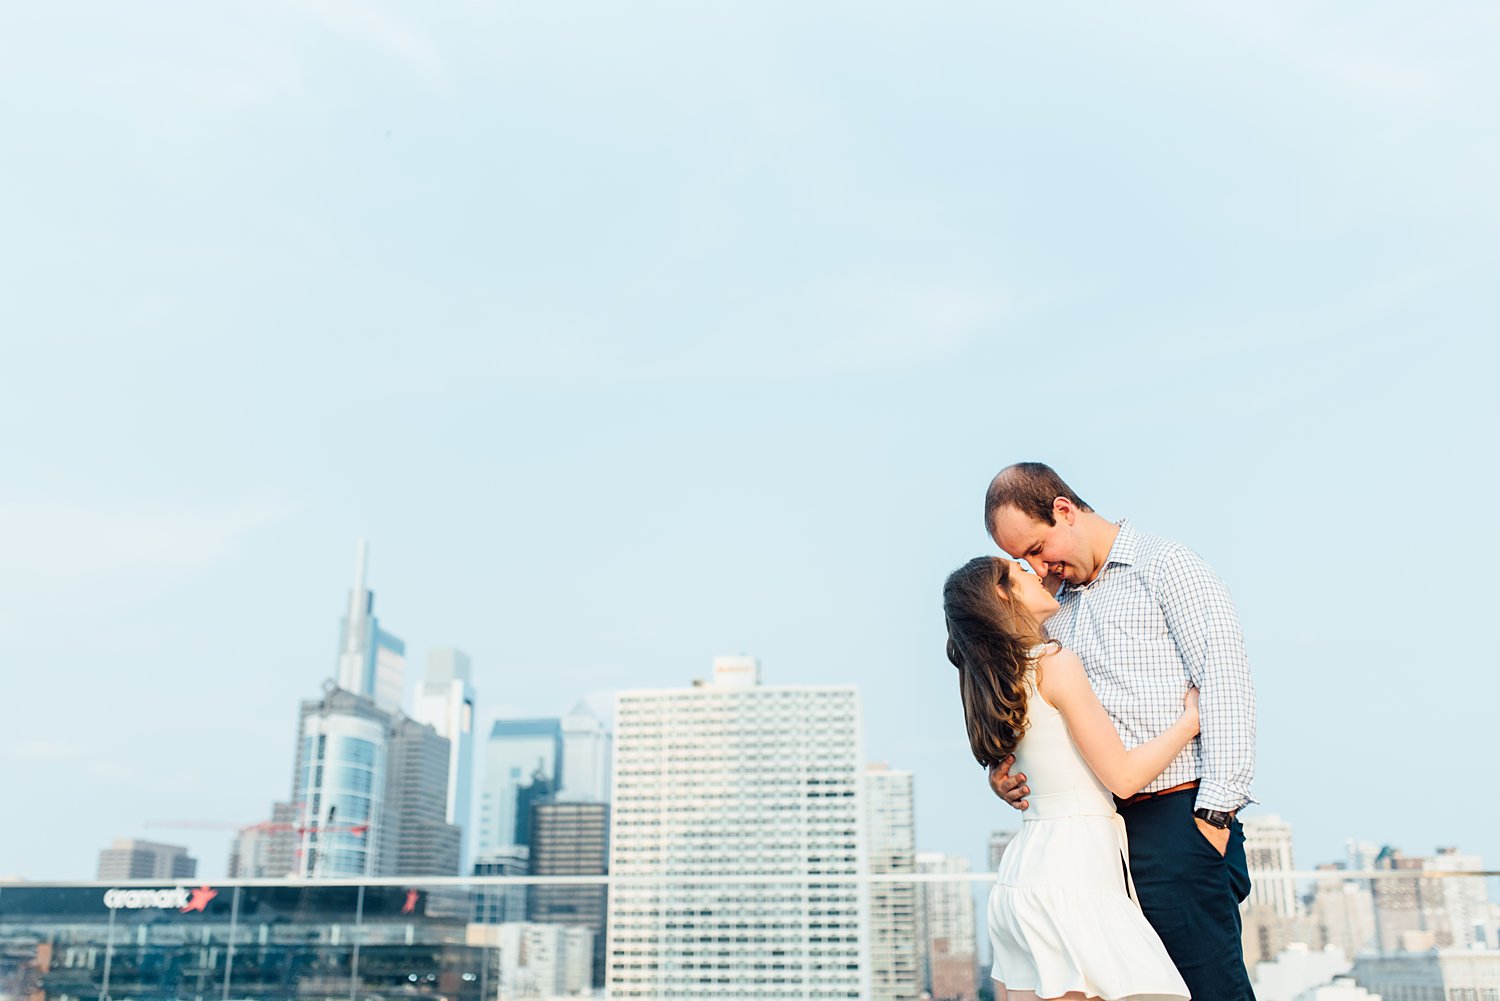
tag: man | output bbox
[985,461,1257,1001]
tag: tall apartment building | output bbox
[560,701,611,802]
[987,831,1016,872]
[1306,867,1377,961]
[527,800,609,988]
[1371,846,1470,952]
[381,715,462,876]
[1244,814,1298,918]
[1240,814,1304,965]
[1432,846,1488,949]
[865,764,919,1001]
[608,656,871,1001]
[96,839,196,881]
[413,648,477,869]
[915,852,978,1001]
[478,719,563,854]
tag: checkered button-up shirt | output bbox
[1044,519,1256,813]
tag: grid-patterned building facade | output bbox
[96,839,197,881]
[607,657,871,1000]
[1244,814,1298,918]
[381,715,462,876]
[916,852,978,1001]
[865,764,919,1001]
[528,800,609,988]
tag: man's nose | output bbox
[1026,558,1051,578]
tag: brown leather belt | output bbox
[1118,779,1199,807]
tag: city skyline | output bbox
[8,538,1497,885]
[31,622,1500,1001]
[4,0,1497,890]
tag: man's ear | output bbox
[1053,496,1076,525]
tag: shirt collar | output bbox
[1059,518,1136,596]
[1106,518,1139,568]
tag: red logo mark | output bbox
[402,889,419,914]
[180,886,218,913]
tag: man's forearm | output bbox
[1192,643,1256,812]
[1157,547,1257,812]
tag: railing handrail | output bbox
[2,868,1495,890]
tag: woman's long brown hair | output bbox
[942,556,1050,768]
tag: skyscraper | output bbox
[413,647,477,869]
[560,700,611,803]
[1370,846,1465,953]
[478,719,563,854]
[292,687,460,878]
[865,763,920,1001]
[1307,866,1376,961]
[293,687,392,877]
[237,542,459,880]
[916,852,978,1001]
[1244,814,1298,918]
[527,800,609,989]
[1433,847,1488,949]
[987,830,1017,872]
[381,715,462,876]
[96,839,196,881]
[336,540,407,714]
[607,656,871,1000]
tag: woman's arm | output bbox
[1037,648,1199,800]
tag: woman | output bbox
[943,556,1197,1001]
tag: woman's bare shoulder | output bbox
[1036,643,1084,675]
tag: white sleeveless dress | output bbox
[988,651,1191,1000]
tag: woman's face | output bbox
[1003,560,1059,623]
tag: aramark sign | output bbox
[103,885,218,912]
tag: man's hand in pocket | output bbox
[1195,817,1230,856]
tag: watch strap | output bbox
[1193,807,1233,829]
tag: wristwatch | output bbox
[1193,808,1234,829]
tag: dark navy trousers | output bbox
[1117,788,1257,1001]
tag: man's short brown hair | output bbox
[984,462,1093,533]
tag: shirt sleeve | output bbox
[1155,544,1256,813]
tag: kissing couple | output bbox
[943,462,1257,1001]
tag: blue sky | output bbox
[1,1,1496,880]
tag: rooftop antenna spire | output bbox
[347,539,369,638]
[336,539,372,694]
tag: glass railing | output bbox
[1,871,1496,1001]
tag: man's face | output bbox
[989,501,1092,589]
